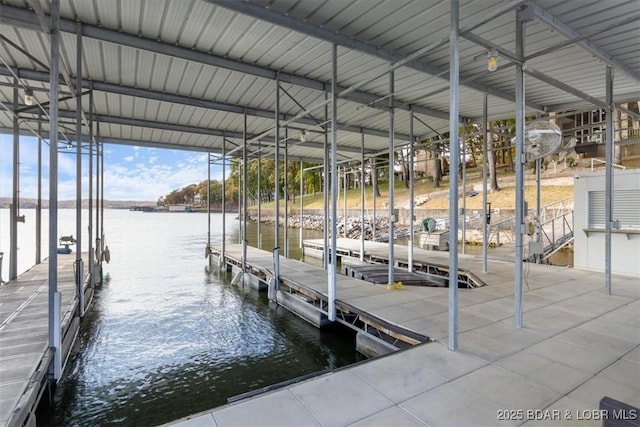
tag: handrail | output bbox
[488,197,574,245]
[591,158,626,171]
[538,209,574,261]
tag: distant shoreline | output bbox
[0,198,156,210]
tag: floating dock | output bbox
[216,244,430,354]
[0,254,93,427]
[304,238,487,288]
[344,263,445,287]
[172,239,640,427]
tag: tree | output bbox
[487,129,500,192]
[371,156,381,197]
[398,148,410,189]
[199,180,223,205]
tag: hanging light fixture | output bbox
[300,130,307,142]
[24,88,34,106]
[487,49,498,72]
[67,142,73,150]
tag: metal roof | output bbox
[0,0,638,161]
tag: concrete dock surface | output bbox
[171,240,639,426]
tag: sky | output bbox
[0,135,224,201]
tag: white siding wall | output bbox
[574,169,640,277]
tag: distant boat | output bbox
[130,206,157,212]
[167,204,194,212]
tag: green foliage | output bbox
[566,156,576,167]
[162,156,323,206]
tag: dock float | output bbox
[344,263,445,287]
[303,238,486,288]
[211,244,430,356]
[0,254,93,427]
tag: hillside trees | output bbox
[166,156,323,207]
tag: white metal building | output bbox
[574,169,640,276]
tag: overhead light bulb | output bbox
[300,130,307,142]
[24,88,34,106]
[487,50,498,72]
[67,142,73,150]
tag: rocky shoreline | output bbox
[250,214,398,240]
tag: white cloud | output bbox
[1,137,210,202]
[101,161,206,201]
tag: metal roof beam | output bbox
[530,3,640,84]
[0,65,412,142]
[524,12,640,63]
[208,0,544,111]
[0,3,458,122]
[544,92,640,112]
[462,31,620,112]
[18,108,371,155]
[523,68,608,111]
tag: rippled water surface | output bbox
[40,210,361,426]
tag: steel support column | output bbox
[237,161,241,232]
[207,151,211,267]
[323,93,329,271]
[482,94,489,273]
[88,87,94,284]
[605,66,614,295]
[95,124,101,270]
[10,78,19,281]
[535,158,541,264]
[373,157,377,242]
[328,43,338,322]
[284,131,289,258]
[514,11,526,328]
[36,118,42,265]
[408,105,415,272]
[221,139,226,262]
[360,133,365,262]
[257,141,261,250]
[49,0,62,379]
[448,0,460,351]
[95,122,104,272]
[299,159,304,249]
[343,167,347,237]
[462,134,467,255]
[75,23,84,316]
[271,74,281,301]
[388,71,395,286]
[100,130,104,262]
[242,112,248,279]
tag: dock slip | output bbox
[304,238,486,288]
[0,254,92,427]
[171,241,639,427]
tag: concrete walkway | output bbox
[169,241,639,427]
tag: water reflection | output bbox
[44,212,360,426]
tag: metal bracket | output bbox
[518,3,535,22]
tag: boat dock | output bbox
[0,254,93,427]
[170,239,639,426]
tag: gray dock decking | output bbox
[170,239,639,427]
[0,254,89,427]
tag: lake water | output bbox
[1,209,361,426]
[1,208,572,425]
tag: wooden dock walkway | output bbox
[171,240,639,427]
[0,254,92,427]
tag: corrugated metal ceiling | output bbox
[0,0,638,161]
